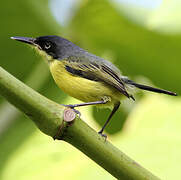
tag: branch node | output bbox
[53,108,76,140]
[64,108,76,122]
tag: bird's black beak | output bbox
[11,36,36,45]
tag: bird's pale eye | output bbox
[44,42,51,49]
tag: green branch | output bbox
[0,66,160,180]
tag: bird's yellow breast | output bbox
[49,60,122,107]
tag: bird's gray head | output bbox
[11,35,82,60]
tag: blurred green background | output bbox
[0,0,181,179]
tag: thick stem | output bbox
[0,66,64,137]
[63,119,160,180]
[0,66,160,180]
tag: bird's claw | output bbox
[98,131,107,140]
[61,104,81,117]
[71,108,81,117]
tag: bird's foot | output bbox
[60,104,81,117]
[71,108,81,117]
[98,130,107,140]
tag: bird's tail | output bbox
[123,79,177,96]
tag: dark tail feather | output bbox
[123,79,177,96]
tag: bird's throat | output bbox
[34,47,54,64]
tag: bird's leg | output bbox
[64,100,107,108]
[98,102,120,137]
[61,100,107,116]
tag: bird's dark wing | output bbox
[63,57,131,98]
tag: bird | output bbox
[11,35,177,136]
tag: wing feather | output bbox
[63,57,131,98]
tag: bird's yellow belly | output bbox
[49,60,121,107]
